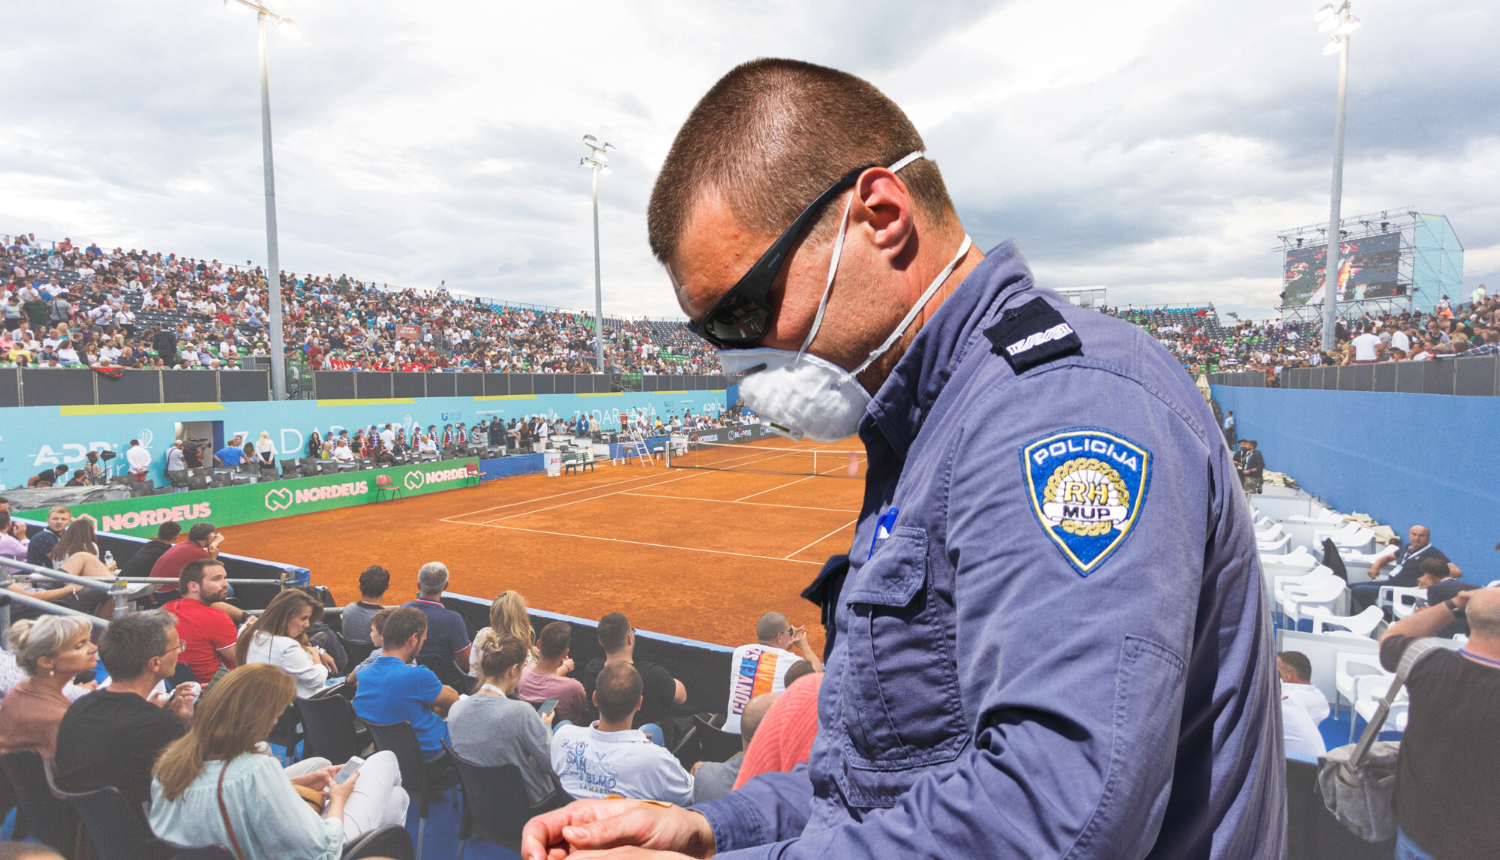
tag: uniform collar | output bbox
[862,241,1035,458]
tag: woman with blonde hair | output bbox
[470,590,540,674]
[0,616,96,759]
[235,589,337,697]
[254,431,275,466]
[150,664,407,860]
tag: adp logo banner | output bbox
[19,459,480,539]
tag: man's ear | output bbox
[592,691,599,708]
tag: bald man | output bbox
[1376,587,1499,858]
[524,57,1282,860]
[694,691,780,805]
[1352,525,1460,614]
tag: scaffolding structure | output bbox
[1274,208,1463,323]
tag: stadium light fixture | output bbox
[222,0,294,401]
[580,135,615,374]
[1316,0,1360,353]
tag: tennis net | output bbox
[665,438,867,477]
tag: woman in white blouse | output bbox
[235,590,337,698]
[151,664,407,860]
[254,431,276,466]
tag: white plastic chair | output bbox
[1310,605,1384,639]
[1255,523,1286,541]
[1379,586,1426,619]
[1352,673,1409,742]
[1263,546,1319,576]
[1314,522,1376,554]
[1334,652,1388,725]
[1343,547,1398,579]
[1287,508,1342,525]
[1273,565,1336,610]
[1284,578,1349,627]
[1258,533,1291,555]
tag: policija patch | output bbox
[1021,428,1152,576]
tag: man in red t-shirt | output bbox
[150,522,223,603]
[162,559,239,685]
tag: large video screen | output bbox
[1282,232,1401,307]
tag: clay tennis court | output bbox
[216,437,867,649]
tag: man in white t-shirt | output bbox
[721,611,824,735]
[379,424,396,451]
[1389,327,1411,355]
[1347,324,1383,364]
[1276,651,1329,725]
[1281,692,1326,760]
[125,439,153,478]
[550,663,693,805]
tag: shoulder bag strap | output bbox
[216,762,249,860]
[1343,638,1445,774]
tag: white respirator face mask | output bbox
[717,152,973,442]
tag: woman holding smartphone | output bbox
[150,664,407,860]
[236,589,338,698]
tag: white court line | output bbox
[734,474,816,502]
[445,469,678,520]
[459,467,716,525]
[456,520,823,566]
[619,491,859,514]
[784,518,860,560]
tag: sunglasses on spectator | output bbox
[688,162,880,350]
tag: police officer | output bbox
[522,59,1284,860]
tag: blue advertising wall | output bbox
[1210,386,1500,576]
[0,390,726,491]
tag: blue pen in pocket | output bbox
[868,507,900,560]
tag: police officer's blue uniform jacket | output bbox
[695,242,1286,858]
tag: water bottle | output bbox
[104,550,115,569]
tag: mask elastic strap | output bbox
[848,233,974,379]
[798,150,926,361]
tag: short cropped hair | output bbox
[382,607,428,650]
[99,610,176,680]
[417,562,449,594]
[156,521,182,542]
[370,608,396,638]
[595,662,643,724]
[187,522,215,543]
[179,558,222,594]
[756,612,788,645]
[1278,651,1312,683]
[648,58,954,265]
[537,621,572,660]
[597,612,631,653]
[1419,558,1449,578]
[358,565,391,597]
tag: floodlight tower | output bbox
[580,135,614,374]
[223,0,295,399]
[1314,2,1362,352]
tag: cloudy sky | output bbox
[3,0,1495,320]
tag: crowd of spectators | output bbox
[0,523,827,856]
[2,232,719,374]
[1101,287,1499,383]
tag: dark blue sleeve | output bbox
[445,614,472,654]
[695,767,813,852]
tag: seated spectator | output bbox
[733,668,823,791]
[119,520,182,580]
[402,562,472,683]
[48,515,117,580]
[1275,651,1328,724]
[471,589,536,675]
[352,607,459,758]
[722,611,822,734]
[517,621,587,725]
[163,560,240,686]
[53,610,195,809]
[551,663,693,805]
[236,589,336,698]
[150,664,408,858]
[331,439,355,462]
[24,506,70,569]
[150,522,227,609]
[1416,557,1482,639]
[341,565,390,647]
[347,608,395,683]
[1376,587,1499,860]
[0,616,97,759]
[1352,525,1459,614]
[449,636,562,807]
[293,585,348,672]
[1279,687,1326,760]
[693,691,778,805]
[580,613,686,743]
[0,511,26,561]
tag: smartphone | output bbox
[333,756,365,784]
[538,699,559,719]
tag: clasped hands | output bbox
[521,797,716,860]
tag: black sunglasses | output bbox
[689,162,877,350]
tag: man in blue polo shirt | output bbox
[214,436,246,467]
[402,562,473,683]
[353,607,460,758]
